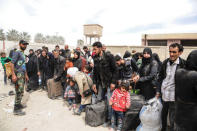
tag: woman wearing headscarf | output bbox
[133,47,159,100]
[72,51,82,71]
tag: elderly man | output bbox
[47,50,65,99]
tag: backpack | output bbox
[122,58,133,79]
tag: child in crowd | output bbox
[83,65,93,78]
[109,82,131,131]
[64,78,78,112]
[0,52,12,84]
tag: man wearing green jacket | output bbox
[0,52,12,84]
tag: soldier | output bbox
[11,40,29,115]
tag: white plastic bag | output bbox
[136,97,163,131]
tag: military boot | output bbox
[13,105,26,116]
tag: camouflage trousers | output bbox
[14,72,25,106]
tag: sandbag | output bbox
[137,97,162,131]
[122,94,145,131]
[47,78,63,99]
[85,101,107,127]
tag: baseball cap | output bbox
[19,40,29,45]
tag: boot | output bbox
[13,105,26,116]
[18,104,27,109]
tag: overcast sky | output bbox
[0,0,197,46]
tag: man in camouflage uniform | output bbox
[11,40,29,115]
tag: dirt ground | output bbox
[0,68,108,131]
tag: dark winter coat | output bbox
[54,56,66,82]
[175,50,197,131]
[26,53,39,78]
[39,55,54,79]
[136,47,159,100]
[26,53,39,89]
[156,57,186,93]
[93,51,118,87]
[63,49,71,58]
[117,58,138,80]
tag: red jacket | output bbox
[110,88,131,112]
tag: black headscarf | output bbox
[142,47,152,64]
[74,51,80,59]
[123,50,131,59]
[186,50,197,71]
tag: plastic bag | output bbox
[136,97,163,131]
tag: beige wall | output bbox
[104,46,197,61]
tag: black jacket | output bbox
[118,58,138,80]
[63,49,71,58]
[156,57,186,93]
[26,53,39,77]
[137,59,159,100]
[174,51,197,130]
[93,51,118,87]
[39,55,54,79]
[175,69,197,130]
[54,56,66,82]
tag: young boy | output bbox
[0,52,12,84]
[109,82,131,131]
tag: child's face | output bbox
[1,53,6,58]
[69,81,75,86]
[83,68,88,73]
[120,86,126,92]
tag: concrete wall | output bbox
[105,46,197,61]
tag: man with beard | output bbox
[26,49,39,91]
[63,44,71,59]
[92,42,118,127]
[156,43,185,131]
[11,40,29,115]
[47,50,65,99]
[174,50,197,131]
[133,47,159,100]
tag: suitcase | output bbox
[47,78,63,98]
[85,101,107,127]
[122,94,145,131]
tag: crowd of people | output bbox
[0,40,197,131]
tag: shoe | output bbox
[102,122,111,128]
[18,104,27,109]
[109,128,115,131]
[13,109,26,116]
[73,111,81,115]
